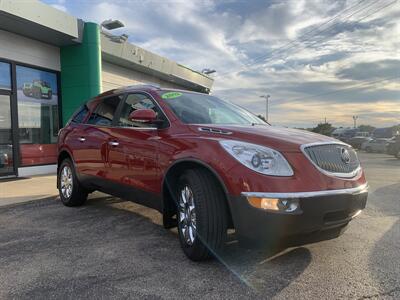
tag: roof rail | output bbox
[116,84,161,92]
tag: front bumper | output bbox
[229,184,368,242]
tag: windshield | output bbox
[159,91,266,125]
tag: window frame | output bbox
[69,104,90,125]
[0,57,62,172]
[113,91,170,130]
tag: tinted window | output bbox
[71,105,89,124]
[118,93,165,128]
[88,96,122,126]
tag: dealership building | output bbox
[0,0,213,178]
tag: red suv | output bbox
[57,85,368,261]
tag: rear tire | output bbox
[176,169,228,261]
[58,158,88,207]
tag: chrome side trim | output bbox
[300,142,361,179]
[241,183,368,199]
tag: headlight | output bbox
[219,140,294,176]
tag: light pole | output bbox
[353,115,358,128]
[101,19,128,43]
[201,68,216,75]
[260,95,270,122]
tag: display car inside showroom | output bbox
[0,0,213,178]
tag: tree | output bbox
[311,122,335,136]
[358,124,375,133]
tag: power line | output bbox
[214,0,371,78]
[282,0,398,62]
[215,0,395,79]
[246,0,377,68]
[254,0,400,84]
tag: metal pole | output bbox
[353,115,358,128]
[260,95,270,122]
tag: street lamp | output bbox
[101,19,125,30]
[260,94,271,122]
[202,68,216,75]
[101,19,128,43]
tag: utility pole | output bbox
[353,115,358,128]
[260,94,270,122]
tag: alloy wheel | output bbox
[178,185,197,245]
[60,165,73,199]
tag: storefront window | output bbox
[16,65,59,166]
[0,62,11,90]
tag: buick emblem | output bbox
[340,147,351,164]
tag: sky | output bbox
[43,0,399,128]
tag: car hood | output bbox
[191,124,340,152]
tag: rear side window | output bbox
[87,96,122,126]
[71,105,89,124]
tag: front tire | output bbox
[176,169,228,261]
[58,158,87,207]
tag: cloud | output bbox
[43,0,400,128]
[51,4,67,12]
[336,59,400,81]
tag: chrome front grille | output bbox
[302,143,360,177]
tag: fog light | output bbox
[247,197,299,212]
[278,198,299,212]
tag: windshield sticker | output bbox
[161,92,182,99]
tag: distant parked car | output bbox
[22,80,52,99]
[348,136,372,149]
[386,136,400,158]
[331,128,359,143]
[361,138,390,153]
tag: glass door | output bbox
[0,94,14,176]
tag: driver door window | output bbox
[118,93,165,128]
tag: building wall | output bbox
[0,29,60,70]
[101,61,189,92]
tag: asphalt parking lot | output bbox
[0,152,399,299]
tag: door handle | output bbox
[78,137,86,142]
[108,141,119,147]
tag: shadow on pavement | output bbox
[90,195,312,297]
[368,183,400,299]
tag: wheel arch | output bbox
[162,158,234,228]
[57,149,74,189]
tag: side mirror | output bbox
[128,109,157,124]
